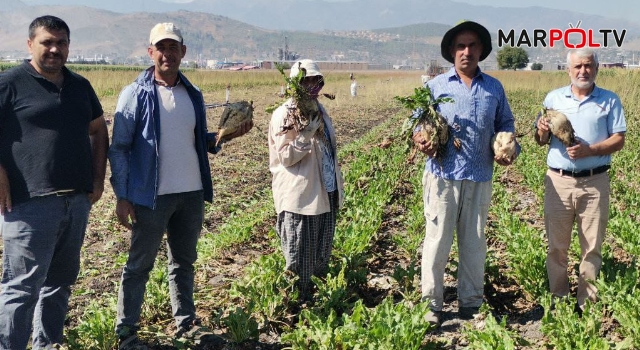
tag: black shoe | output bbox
[176,320,219,345]
[574,303,584,318]
[118,333,148,350]
[459,306,480,320]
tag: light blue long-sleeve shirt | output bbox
[423,67,517,182]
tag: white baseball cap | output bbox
[149,22,183,45]
[290,59,322,78]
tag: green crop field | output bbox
[1,66,639,349]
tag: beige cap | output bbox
[149,22,183,45]
[290,59,322,78]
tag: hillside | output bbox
[0,7,448,66]
[1,3,638,69]
[17,0,640,33]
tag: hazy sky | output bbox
[24,0,640,23]
[158,0,638,23]
[293,0,638,23]
[456,0,638,22]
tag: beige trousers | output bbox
[544,169,610,307]
[420,171,492,311]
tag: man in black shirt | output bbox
[0,15,108,350]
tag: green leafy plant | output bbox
[66,298,118,350]
[265,62,334,140]
[282,298,432,350]
[464,311,529,349]
[391,259,421,302]
[540,296,609,350]
[265,63,305,112]
[229,254,299,326]
[311,266,353,317]
[141,264,171,322]
[266,63,336,112]
[221,306,260,344]
[597,264,640,349]
[394,86,454,160]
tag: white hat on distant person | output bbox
[149,22,183,45]
[290,59,323,78]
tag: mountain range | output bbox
[1,0,638,67]
[15,0,640,33]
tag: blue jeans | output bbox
[116,191,204,336]
[0,193,91,350]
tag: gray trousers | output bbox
[276,191,338,297]
[116,190,204,337]
[0,194,91,350]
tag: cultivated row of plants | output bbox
[463,75,640,349]
[47,69,640,349]
[65,91,440,348]
[228,117,435,349]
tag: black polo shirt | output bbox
[0,61,103,204]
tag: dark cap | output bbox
[440,20,492,63]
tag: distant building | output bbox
[600,62,625,68]
[260,60,368,71]
[67,55,110,64]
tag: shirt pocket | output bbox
[475,95,499,130]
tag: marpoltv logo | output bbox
[497,21,626,48]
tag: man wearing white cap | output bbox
[109,22,252,349]
[268,59,344,301]
[413,21,518,326]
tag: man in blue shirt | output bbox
[109,23,252,349]
[413,21,518,326]
[535,48,625,312]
